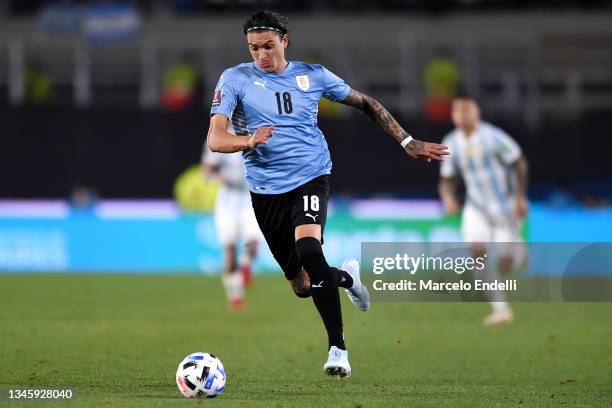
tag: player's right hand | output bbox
[404,139,449,162]
[248,126,273,149]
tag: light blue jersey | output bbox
[210,61,351,194]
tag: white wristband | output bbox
[400,135,413,148]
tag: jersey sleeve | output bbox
[439,134,457,178]
[321,66,351,102]
[210,69,240,120]
[492,127,522,164]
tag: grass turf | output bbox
[0,275,611,407]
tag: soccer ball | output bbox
[176,352,226,398]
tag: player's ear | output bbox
[281,34,289,48]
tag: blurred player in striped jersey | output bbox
[202,142,262,310]
[439,97,529,325]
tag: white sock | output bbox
[222,271,244,301]
[491,301,511,314]
[239,252,251,267]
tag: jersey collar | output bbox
[253,61,292,75]
[458,121,482,140]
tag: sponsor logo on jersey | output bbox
[212,90,222,107]
[295,75,310,91]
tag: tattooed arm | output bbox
[339,89,448,161]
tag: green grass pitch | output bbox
[1,275,611,407]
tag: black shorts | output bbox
[250,175,330,280]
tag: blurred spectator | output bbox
[162,54,198,112]
[548,177,610,209]
[70,184,99,211]
[423,49,462,122]
[318,96,349,118]
[581,195,609,208]
[174,165,219,212]
[24,61,53,105]
[547,179,579,208]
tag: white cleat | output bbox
[323,346,351,378]
[483,310,514,326]
[341,259,370,311]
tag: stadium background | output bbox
[1,1,611,272]
[0,2,611,407]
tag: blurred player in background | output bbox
[202,143,260,310]
[207,10,448,377]
[439,96,528,325]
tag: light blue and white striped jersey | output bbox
[202,142,249,192]
[440,122,522,218]
[210,61,350,194]
[202,141,253,215]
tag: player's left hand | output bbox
[517,196,528,218]
[404,139,449,162]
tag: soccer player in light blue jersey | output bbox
[207,10,448,377]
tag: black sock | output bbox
[332,267,353,289]
[295,237,346,350]
[312,286,345,350]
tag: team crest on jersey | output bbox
[295,75,310,91]
[212,90,222,107]
[465,145,483,158]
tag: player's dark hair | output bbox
[454,93,476,103]
[243,10,290,44]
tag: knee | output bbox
[295,237,330,283]
[295,237,324,264]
